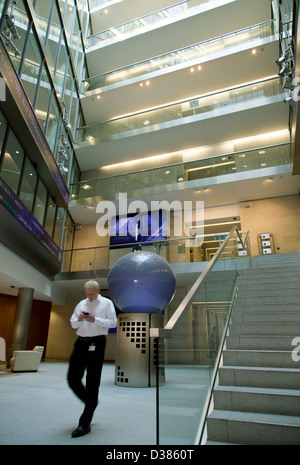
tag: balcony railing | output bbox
[61,230,250,273]
[83,20,277,92]
[70,143,290,203]
[87,0,236,49]
[76,77,284,146]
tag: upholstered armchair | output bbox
[0,337,6,369]
[10,346,44,372]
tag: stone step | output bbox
[219,365,300,390]
[206,410,300,445]
[228,322,300,336]
[213,385,300,416]
[232,303,300,313]
[239,272,300,281]
[223,349,296,368]
[235,294,300,305]
[239,270,300,286]
[231,313,300,324]
[237,281,300,292]
[251,253,300,267]
[243,263,300,273]
[226,335,296,351]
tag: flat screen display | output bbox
[110,210,167,248]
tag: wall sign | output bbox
[0,176,62,263]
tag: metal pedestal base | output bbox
[115,313,162,387]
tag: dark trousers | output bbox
[67,336,106,427]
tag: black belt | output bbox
[78,335,106,342]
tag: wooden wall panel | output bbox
[0,294,16,359]
[27,300,52,357]
[0,293,52,361]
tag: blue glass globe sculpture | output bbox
[108,251,176,313]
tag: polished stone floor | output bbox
[0,361,156,445]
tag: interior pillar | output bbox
[8,287,34,362]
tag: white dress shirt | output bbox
[70,294,118,337]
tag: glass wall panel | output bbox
[61,211,75,271]
[5,0,30,74]
[62,0,76,47]
[19,157,38,211]
[45,0,62,72]
[54,207,64,246]
[69,82,78,130]
[69,155,80,186]
[0,0,5,18]
[63,62,74,118]
[45,90,61,153]
[44,195,56,237]
[0,129,24,194]
[77,0,89,43]
[33,177,48,225]
[69,12,79,66]
[34,65,52,129]
[33,0,52,39]
[0,109,8,160]
[55,35,69,97]
[20,25,43,108]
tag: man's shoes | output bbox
[71,424,91,438]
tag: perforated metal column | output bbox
[115,313,162,387]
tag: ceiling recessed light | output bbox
[81,184,92,190]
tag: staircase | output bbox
[205,254,300,445]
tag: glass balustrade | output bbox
[83,20,276,91]
[61,230,250,273]
[76,78,283,146]
[151,226,249,444]
[70,143,290,203]
[87,0,233,49]
[88,0,124,11]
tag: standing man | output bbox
[68,280,117,438]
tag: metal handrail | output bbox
[62,229,247,253]
[150,225,244,339]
